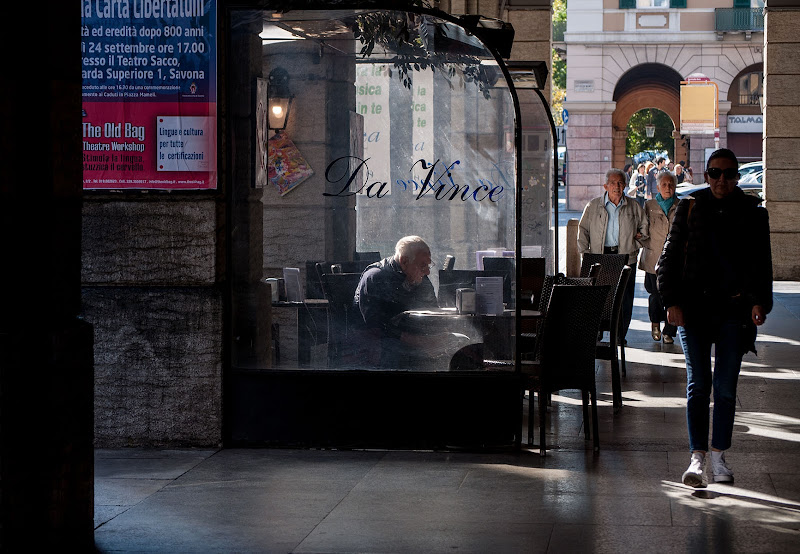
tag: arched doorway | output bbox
[612,64,683,169]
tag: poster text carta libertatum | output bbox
[82,0,205,19]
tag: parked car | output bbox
[676,181,763,204]
[739,169,763,184]
[738,161,763,180]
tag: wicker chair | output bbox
[519,273,596,361]
[594,265,632,413]
[320,272,376,368]
[522,284,610,455]
[580,252,629,369]
[580,253,626,323]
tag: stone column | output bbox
[613,128,627,171]
[561,101,616,211]
[764,2,800,279]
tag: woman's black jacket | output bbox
[656,186,772,352]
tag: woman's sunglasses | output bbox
[706,167,739,180]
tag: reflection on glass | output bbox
[230,9,538,372]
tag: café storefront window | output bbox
[228,6,555,374]
[227,5,554,447]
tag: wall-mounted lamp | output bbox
[268,67,293,132]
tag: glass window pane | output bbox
[229,9,522,372]
[738,72,763,106]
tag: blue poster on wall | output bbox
[81,0,217,189]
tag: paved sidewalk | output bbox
[94,280,800,552]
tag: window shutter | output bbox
[619,0,636,8]
[670,0,687,8]
[733,0,750,7]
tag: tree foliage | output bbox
[352,8,496,98]
[626,109,675,160]
[553,0,566,21]
[552,50,566,91]
[551,0,567,125]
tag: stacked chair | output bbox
[579,253,630,412]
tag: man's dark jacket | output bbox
[354,256,438,337]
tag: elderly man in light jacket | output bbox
[578,168,648,340]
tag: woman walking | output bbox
[657,148,773,487]
[640,171,678,343]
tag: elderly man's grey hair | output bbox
[605,168,626,183]
[395,235,431,263]
[657,171,678,189]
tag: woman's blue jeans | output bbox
[677,319,745,452]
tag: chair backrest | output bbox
[320,272,363,322]
[587,263,601,283]
[538,284,610,390]
[607,265,632,345]
[580,253,626,324]
[320,272,373,367]
[442,255,456,271]
[519,257,546,309]
[320,272,364,362]
[354,251,381,263]
[537,273,596,313]
[309,259,376,299]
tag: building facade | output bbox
[562,0,799,279]
[563,0,765,207]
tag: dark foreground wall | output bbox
[0,2,94,548]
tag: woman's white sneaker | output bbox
[682,452,707,488]
[711,451,734,483]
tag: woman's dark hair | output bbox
[706,148,738,169]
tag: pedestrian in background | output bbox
[684,166,694,184]
[628,163,647,208]
[578,168,648,341]
[674,164,685,184]
[623,163,633,185]
[643,161,655,197]
[657,148,773,488]
[646,157,666,199]
[639,171,678,344]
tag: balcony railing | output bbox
[715,8,764,32]
[553,19,565,42]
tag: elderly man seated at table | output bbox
[355,236,469,369]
